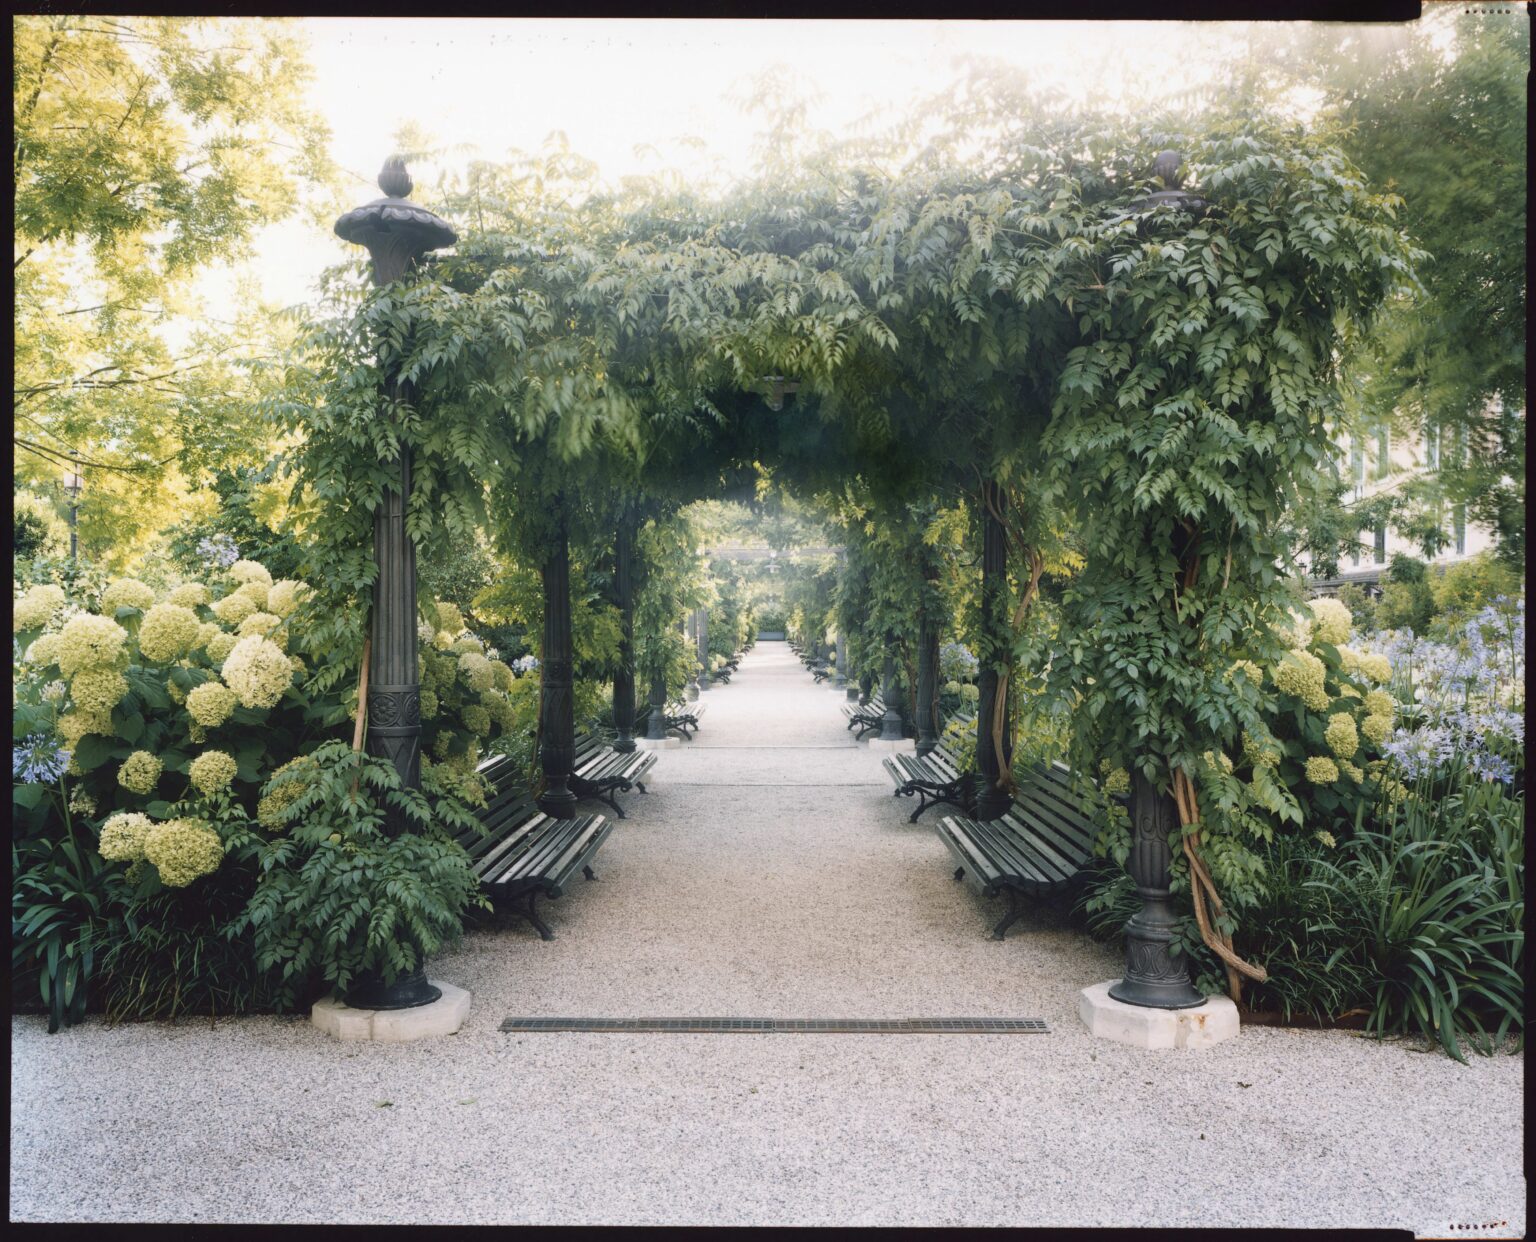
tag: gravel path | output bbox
[10,643,1525,1232]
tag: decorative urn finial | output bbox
[1151,150,1183,190]
[379,155,413,200]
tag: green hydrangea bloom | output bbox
[58,709,112,745]
[420,688,439,719]
[1103,767,1130,796]
[256,756,318,830]
[1324,712,1359,758]
[463,704,491,735]
[100,579,155,612]
[221,635,292,708]
[1227,659,1263,685]
[1242,730,1280,768]
[1363,690,1396,719]
[237,611,285,650]
[1338,759,1365,783]
[1361,713,1393,746]
[205,632,239,664]
[143,818,223,887]
[458,652,495,692]
[265,579,302,618]
[117,750,163,794]
[98,812,154,863]
[70,667,129,715]
[211,592,258,626]
[432,601,464,635]
[25,632,63,666]
[14,583,66,631]
[138,603,202,662]
[56,614,128,677]
[188,750,238,796]
[450,636,485,656]
[166,582,211,609]
[1272,649,1330,712]
[1304,755,1339,785]
[229,559,273,587]
[1308,597,1352,646]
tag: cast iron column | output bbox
[697,607,712,690]
[879,643,904,742]
[975,478,1014,820]
[916,619,939,756]
[1110,773,1205,1007]
[537,496,578,819]
[683,613,701,700]
[1105,152,1212,1006]
[611,511,637,752]
[833,627,849,691]
[334,156,456,1012]
[645,666,668,742]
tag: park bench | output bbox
[810,660,833,683]
[882,714,976,821]
[465,753,613,940]
[841,692,888,739]
[636,700,707,740]
[937,760,1098,940]
[572,729,656,818]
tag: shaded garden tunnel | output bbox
[308,92,1419,1011]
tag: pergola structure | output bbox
[323,110,1413,1019]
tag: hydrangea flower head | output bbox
[143,818,223,886]
[1324,712,1359,759]
[14,583,66,632]
[100,579,155,612]
[221,635,292,709]
[228,559,272,588]
[186,681,238,728]
[69,667,129,715]
[117,750,162,795]
[1308,597,1352,646]
[138,603,202,662]
[98,812,154,863]
[1304,755,1339,784]
[188,750,238,796]
[166,582,212,609]
[55,613,128,677]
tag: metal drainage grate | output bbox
[499,1016,1048,1034]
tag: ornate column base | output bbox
[315,979,471,1042]
[1080,981,1237,1049]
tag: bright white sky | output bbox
[237,17,1276,312]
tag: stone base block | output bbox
[868,737,915,753]
[635,736,681,750]
[312,980,471,1043]
[1078,980,1238,1049]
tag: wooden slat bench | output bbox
[636,701,707,740]
[882,714,976,821]
[571,729,656,819]
[841,692,887,739]
[937,760,1099,940]
[465,754,612,940]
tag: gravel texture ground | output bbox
[10,643,1526,1231]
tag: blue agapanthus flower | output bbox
[197,534,240,569]
[512,654,540,675]
[14,734,69,785]
[939,641,980,683]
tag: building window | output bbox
[1426,423,1440,471]
[1374,525,1387,564]
[1376,425,1391,479]
[1352,436,1366,499]
[1351,534,1361,567]
[1454,504,1466,555]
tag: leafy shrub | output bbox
[1427,553,1523,632]
[12,561,525,1026]
[234,742,490,1007]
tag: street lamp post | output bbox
[333,155,457,1012]
[62,454,83,562]
[1108,150,1210,1010]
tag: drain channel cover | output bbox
[499,1016,1048,1034]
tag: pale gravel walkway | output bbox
[9,644,1525,1232]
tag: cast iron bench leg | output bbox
[525,891,555,941]
[583,864,597,881]
[991,891,1024,941]
[634,780,647,794]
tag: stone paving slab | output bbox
[9,642,1526,1232]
